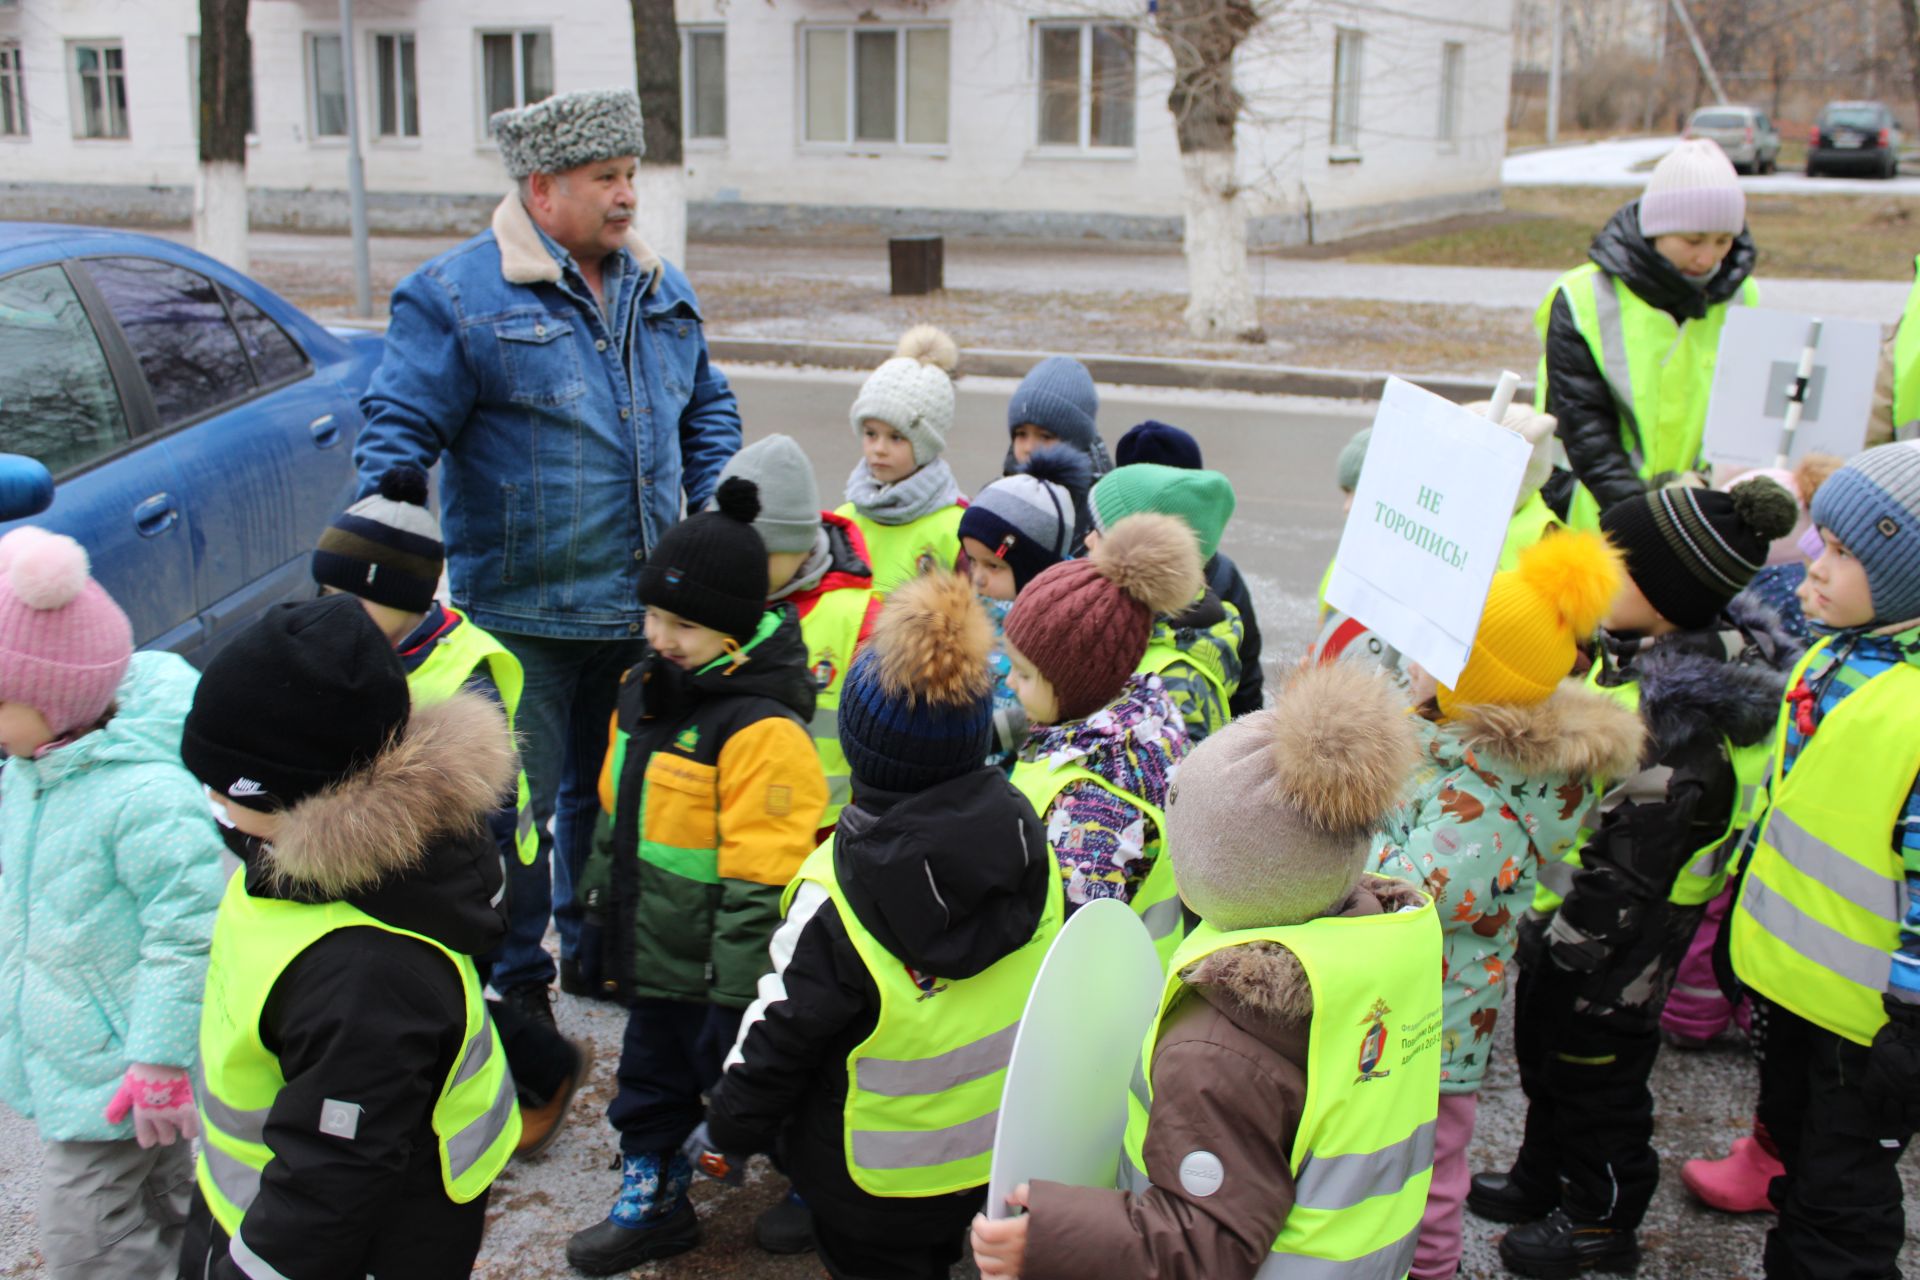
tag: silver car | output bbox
[1685,105,1781,174]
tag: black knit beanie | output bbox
[311,465,443,613]
[1600,481,1798,630]
[637,477,769,641]
[181,595,411,811]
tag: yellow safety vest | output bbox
[1535,263,1757,530]
[1121,901,1442,1279]
[781,837,1063,1197]
[797,586,873,829]
[1317,558,1337,618]
[1894,253,1920,434]
[1497,494,1564,572]
[1138,614,1238,739]
[1009,756,1182,966]
[406,611,537,865]
[1732,639,1920,1044]
[194,874,519,1236]
[834,502,964,598]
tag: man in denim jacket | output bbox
[355,89,741,1021]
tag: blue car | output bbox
[0,224,383,662]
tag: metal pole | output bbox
[1546,0,1564,144]
[1776,319,1824,468]
[339,0,371,318]
[1669,0,1728,106]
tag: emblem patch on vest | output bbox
[906,966,949,1001]
[812,651,838,690]
[319,1099,362,1140]
[1356,998,1393,1082]
[1178,1150,1225,1198]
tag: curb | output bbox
[707,337,1531,406]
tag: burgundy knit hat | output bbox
[0,527,133,737]
[1002,512,1201,721]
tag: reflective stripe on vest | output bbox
[407,613,538,866]
[195,875,519,1235]
[1732,638,1920,1043]
[781,837,1064,1197]
[1009,757,1181,967]
[798,585,872,827]
[835,503,963,598]
[1122,902,1441,1277]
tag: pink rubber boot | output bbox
[1681,1124,1783,1214]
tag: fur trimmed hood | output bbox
[1616,595,1804,756]
[491,192,662,291]
[1448,679,1646,781]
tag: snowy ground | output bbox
[1504,134,1920,196]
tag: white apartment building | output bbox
[0,0,1512,244]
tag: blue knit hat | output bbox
[1115,420,1203,470]
[1008,356,1099,452]
[1810,443,1920,623]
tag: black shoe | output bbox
[565,1201,700,1274]
[1499,1210,1640,1279]
[558,957,589,997]
[500,982,558,1033]
[1468,1168,1559,1224]
[754,1190,814,1254]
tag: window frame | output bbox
[1031,19,1137,156]
[68,38,129,141]
[1329,27,1364,159]
[0,41,27,139]
[1437,40,1464,148]
[682,24,726,147]
[797,22,950,153]
[370,29,420,143]
[303,30,348,143]
[475,27,554,144]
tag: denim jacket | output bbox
[356,194,741,640]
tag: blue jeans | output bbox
[488,631,644,992]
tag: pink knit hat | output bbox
[0,527,133,737]
[1639,139,1746,238]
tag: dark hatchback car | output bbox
[1807,101,1903,178]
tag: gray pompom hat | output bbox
[491,89,646,180]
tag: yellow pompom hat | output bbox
[1436,531,1624,719]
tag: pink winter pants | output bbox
[1661,886,1746,1042]
[1412,1092,1478,1280]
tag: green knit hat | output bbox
[1089,464,1236,561]
[1337,427,1372,493]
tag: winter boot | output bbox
[1681,1130,1783,1214]
[1467,1165,1559,1224]
[1499,1209,1640,1279]
[754,1188,815,1254]
[565,1151,700,1274]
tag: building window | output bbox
[1438,41,1463,144]
[0,42,25,137]
[1330,28,1363,152]
[187,36,256,141]
[307,33,346,138]
[374,32,418,138]
[802,25,948,148]
[71,41,128,139]
[1036,21,1135,150]
[684,27,725,141]
[480,29,553,129]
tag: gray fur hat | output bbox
[491,89,646,180]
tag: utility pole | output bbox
[1546,0,1564,144]
[338,0,371,317]
[1669,0,1727,105]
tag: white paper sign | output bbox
[985,899,1165,1219]
[1324,378,1530,687]
[1703,309,1880,471]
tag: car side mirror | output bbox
[0,454,55,522]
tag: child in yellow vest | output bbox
[837,326,966,596]
[970,662,1440,1279]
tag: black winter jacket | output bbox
[188,693,518,1280]
[1208,551,1265,716]
[1544,200,1758,514]
[705,767,1051,1233]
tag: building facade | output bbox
[0,0,1512,244]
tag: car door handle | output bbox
[309,414,341,448]
[133,493,179,538]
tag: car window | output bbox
[0,264,132,475]
[84,257,256,429]
[220,284,310,386]
[1692,110,1745,129]
[1825,107,1882,129]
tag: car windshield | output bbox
[1692,111,1746,129]
[1824,107,1883,129]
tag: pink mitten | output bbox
[103,1063,199,1148]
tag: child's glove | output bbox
[1863,997,1920,1130]
[104,1063,199,1149]
[1546,868,1643,973]
[679,1121,746,1186]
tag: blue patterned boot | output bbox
[564,1151,698,1274]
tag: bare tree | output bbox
[1900,0,1920,132]
[629,0,686,265]
[1155,0,1266,343]
[194,0,250,271]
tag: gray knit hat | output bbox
[850,326,960,467]
[1336,427,1372,493]
[1169,662,1419,930]
[1810,443,1920,623]
[490,89,645,180]
[720,434,820,555]
[1007,356,1100,452]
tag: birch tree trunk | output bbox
[194,0,250,272]
[630,0,687,266]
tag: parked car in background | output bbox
[0,224,384,663]
[1684,104,1781,174]
[1808,101,1903,178]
